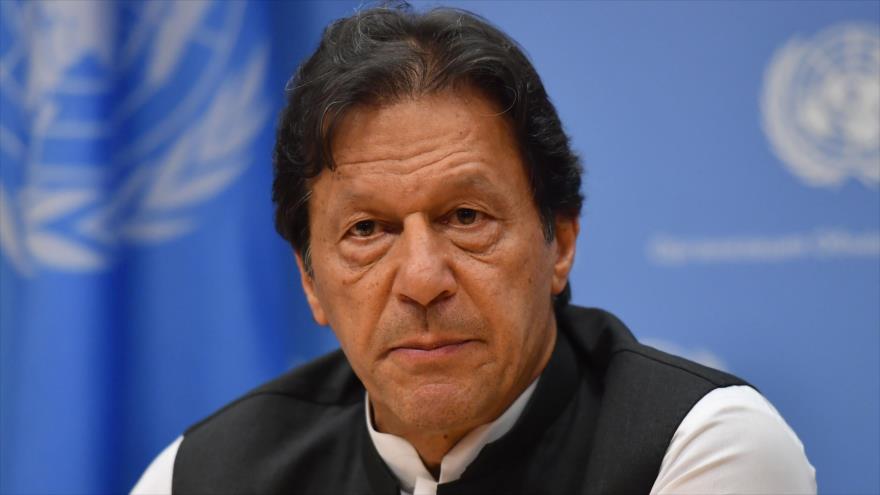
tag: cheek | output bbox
[310,259,391,364]
[494,229,555,293]
[458,229,555,340]
[321,299,381,384]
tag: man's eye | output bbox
[351,220,376,237]
[453,208,480,226]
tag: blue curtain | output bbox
[0,1,352,493]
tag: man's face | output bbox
[297,86,577,437]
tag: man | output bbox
[134,5,816,494]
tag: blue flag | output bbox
[0,1,347,492]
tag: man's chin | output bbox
[386,381,492,433]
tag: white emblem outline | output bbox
[0,1,272,275]
[761,23,880,189]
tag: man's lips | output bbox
[386,338,478,363]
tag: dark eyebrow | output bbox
[442,173,514,208]
[445,173,497,192]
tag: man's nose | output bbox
[392,216,457,308]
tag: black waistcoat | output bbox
[173,307,748,494]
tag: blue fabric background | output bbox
[1,2,877,493]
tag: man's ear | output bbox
[551,216,579,296]
[294,251,329,326]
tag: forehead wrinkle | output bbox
[327,160,506,215]
[332,148,482,182]
[331,109,484,174]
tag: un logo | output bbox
[762,23,880,188]
[0,1,270,274]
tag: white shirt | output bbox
[132,385,816,494]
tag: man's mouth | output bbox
[387,338,478,365]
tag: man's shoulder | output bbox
[185,348,363,436]
[561,305,748,390]
[561,306,755,492]
[651,385,816,493]
[173,349,369,493]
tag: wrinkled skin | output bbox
[296,86,578,469]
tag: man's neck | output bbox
[406,427,471,476]
[370,371,547,474]
[370,404,476,473]
[366,375,544,490]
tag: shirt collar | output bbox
[365,377,540,493]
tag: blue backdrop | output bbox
[1,1,877,494]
